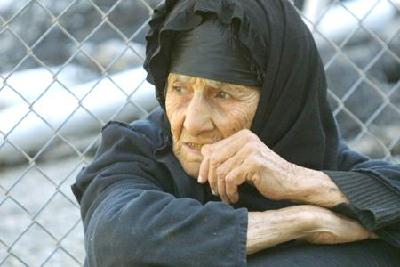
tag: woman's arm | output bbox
[82,179,248,266]
[73,123,250,266]
[197,130,400,247]
[247,205,376,255]
[197,129,350,206]
[295,143,400,247]
[275,165,349,207]
[246,207,312,255]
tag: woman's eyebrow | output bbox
[172,75,251,93]
[173,74,191,83]
[220,83,250,93]
[173,76,222,87]
[206,80,223,87]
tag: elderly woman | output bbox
[72,0,400,266]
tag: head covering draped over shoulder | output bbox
[144,0,340,170]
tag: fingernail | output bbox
[211,189,218,196]
[197,175,203,183]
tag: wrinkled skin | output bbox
[165,72,260,178]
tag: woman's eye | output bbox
[172,85,184,93]
[215,91,231,99]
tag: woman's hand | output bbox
[198,129,297,203]
[198,129,347,206]
[300,206,378,245]
[247,205,377,255]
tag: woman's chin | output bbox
[173,144,203,178]
[179,159,201,178]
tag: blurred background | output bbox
[0,0,399,265]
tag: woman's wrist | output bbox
[285,166,349,207]
[246,206,317,255]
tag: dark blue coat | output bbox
[72,108,400,266]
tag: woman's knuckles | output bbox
[241,129,259,142]
[242,140,260,154]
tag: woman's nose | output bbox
[183,92,214,135]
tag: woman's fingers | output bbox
[206,147,241,200]
[198,156,210,183]
[215,155,243,202]
[197,129,263,202]
[200,139,239,188]
[209,158,219,195]
[225,168,242,203]
[218,175,229,203]
[198,129,258,183]
[221,161,251,203]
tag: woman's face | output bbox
[165,72,260,177]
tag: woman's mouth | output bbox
[185,142,203,150]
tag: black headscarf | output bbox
[170,17,262,86]
[144,0,340,171]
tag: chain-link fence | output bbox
[0,0,399,266]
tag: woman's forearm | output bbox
[247,205,377,255]
[247,206,315,255]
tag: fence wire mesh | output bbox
[0,0,399,266]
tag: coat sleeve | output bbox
[323,142,400,247]
[71,122,247,267]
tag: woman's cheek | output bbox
[225,94,261,133]
[214,101,257,136]
[165,96,186,138]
